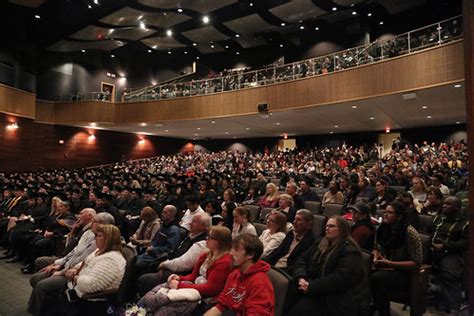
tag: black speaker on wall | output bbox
[257,103,268,113]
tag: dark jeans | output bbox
[370,270,410,316]
[432,253,464,310]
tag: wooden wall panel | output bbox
[54,101,115,124]
[0,84,36,118]
[112,41,464,123]
[35,99,55,123]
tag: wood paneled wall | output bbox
[0,84,36,118]
[0,113,187,172]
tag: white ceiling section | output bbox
[70,25,155,41]
[48,40,126,52]
[137,0,238,13]
[182,26,230,43]
[73,83,465,139]
[142,37,187,50]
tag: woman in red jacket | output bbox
[139,226,233,315]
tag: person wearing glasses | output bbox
[369,179,395,210]
[370,201,422,316]
[287,215,371,316]
[139,226,233,315]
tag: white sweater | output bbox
[160,240,208,272]
[75,250,126,297]
[259,230,286,258]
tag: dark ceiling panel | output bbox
[141,37,187,50]
[137,0,238,13]
[375,0,427,14]
[47,40,126,52]
[182,26,230,43]
[270,0,326,23]
[70,25,155,41]
[224,14,274,35]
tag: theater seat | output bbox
[304,201,321,214]
[244,205,261,223]
[259,207,275,222]
[322,203,343,217]
[254,222,267,237]
[267,267,292,316]
[418,214,434,234]
[312,214,327,237]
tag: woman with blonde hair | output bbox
[130,207,161,252]
[256,183,280,208]
[139,226,233,315]
[275,193,297,222]
[259,211,287,257]
[49,196,62,217]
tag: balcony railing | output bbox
[57,91,113,102]
[69,15,464,104]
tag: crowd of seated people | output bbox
[0,139,469,315]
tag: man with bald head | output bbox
[429,196,468,313]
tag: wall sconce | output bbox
[6,122,19,130]
[88,134,96,141]
[59,139,65,144]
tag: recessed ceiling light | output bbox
[367,13,372,17]
[110,54,115,58]
[202,16,210,24]
[88,4,92,9]
[280,44,284,48]
[422,105,428,109]
[139,22,146,29]
[330,131,334,134]
[148,49,152,53]
[184,51,188,54]
[197,127,201,130]
[454,84,462,88]
[210,44,215,48]
[332,7,337,11]
[225,45,229,49]
[352,11,357,15]
[281,22,286,26]
[236,52,240,55]
[196,56,200,60]
[193,43,197,46]
[140,122,147,126]
[299,25,305,30]
[315,27,319,31]
[81,49,86,53]
[211,120,216,124]
[166,30,173,36]
[177,8,183,13]
[94,0,99,4]
[276,122,281,125]
[427,116,432,119]
[334,125,339,128]
[379,21,384,25]
[456,121,461,124]
[165,129,169,132]
[225,132,229,135]
[249,2,253,6]
[369,116,375,120]
[194,133,198,136]
[246,127,250,130]
[235,34,240,38]
[34,14,40,19]
[233,136,237,139]
[168,51,172,54]
[352,105,357,109]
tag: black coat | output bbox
[263,230,316,276]
[292,240,371,316]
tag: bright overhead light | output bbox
[196,56,200,60]
[379,21,384,25]
[110,54,115,58]
[193,43,197,46]
[280,44,284,48]
[422,105,428,109]
[352,105,357,109]
[139,122,147,127]
[332,7,337,11]
[330,131,334,134]
[454,84,462,88]
[299,25,305,30]
[166,30,173,36]
[315,27,319,31]
[225,45,229,49]
[197,127,201,130]
[139,21,146,29]
[235,34,240,38]
[334,125,339,128]
[94,0,99,4]
[211,120,216,124]
[148,49,152,53]
[249,2,253,6]
[276,122,280,125]
[225,132,229,135]
[236,52,240,55]
[246,127,250,130]
[202,16,210,24]
[81,49,86,53]
[88,4,92,9]
[352,11,357,15]
[281,22,286,26]
[184,51,188,54]
[168,51,172,54]
[34,14,40,19]
[210,44,215,48]
[367,13,372,17]
[456,121,461,124]
[177,8,183,13]
[369,116,375,120]
[194,133,198,136]
[427,115,432,119]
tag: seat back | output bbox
[360,249,373,276]
[418,233,432,265]
[418,214,434,234]
[254,222,267,237]
[267,267,291,316]
[312,214,327,237]
[270,178,281,188]
[244,205,261,223]
[259,207,275,222]
[304,201,321,214]
[391,186,407,193]
[115,245,137,305]
[322,203,343,217]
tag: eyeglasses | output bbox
[325,224,338,229]
[207,235,217,240]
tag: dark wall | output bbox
[0,113,187,173]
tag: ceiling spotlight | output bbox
[332,7,337,11]
[165,129,169,132]
[379,21,384,25]
[139,122,147,127]
[330,131,334,134]
[110,54,115,58]
[225,132,229,135]
[315,27,319,31]
[454,84,462,88]
[192,43,197,46]
[34,14,40,19]
[168,51,172,54]
[456,121,461,124]
[88,4,92,9]
[246,127,250,130]
[367,13,372,17]
[202,16,210,24]
[210,44,215,48]
[352,105,357,109]
[352,11,357,15]
[196,56,200,60]
[139,21,146,29]
[281,22,286,26]
[280,44,284,48]
[334,125,339,128]
[194,133,198,136]
[299,25,305,30]
[369,116,375,120]
[236,52,240,55]
[249,2,253,6]
[211,120,216,124]
[177,8,183,13]
[81,49,86,53]
[148,49,152,53]
[422,105,428,109]
[184,51,188,54]
[276,122,280,125]
[166,29,173,36]
[224,45,229,49]
[235,34,240,38]
[94,0,99,4]
[427,115,432,119]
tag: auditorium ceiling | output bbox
[78,82,465,139]
[5,0,436,55]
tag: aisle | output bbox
[0,257,31,316]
